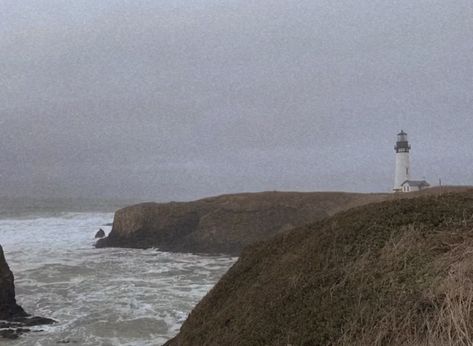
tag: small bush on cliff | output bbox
[167,191,473,346]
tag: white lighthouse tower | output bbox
[393,130,411,192]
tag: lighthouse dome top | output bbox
[397,130,408,142]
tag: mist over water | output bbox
[0,213,236,345]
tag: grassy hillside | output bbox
[166,190,473,345]
[96,191,391,254]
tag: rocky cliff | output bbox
[0,245,26,320]
[0,244,55,339]
[165,190,473,345]
[96,191,390,255]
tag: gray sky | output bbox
[1,0,472,201]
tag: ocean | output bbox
[0,212,236,345]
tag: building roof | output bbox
[401,180,430,187]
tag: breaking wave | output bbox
[0,213,235,345]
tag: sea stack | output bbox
[95,229,106,238]
[0,244,27,320]
[0,244,56,339]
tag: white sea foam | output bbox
[0,213,236,345]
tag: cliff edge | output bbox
[96,191,389,255]
[166,190,473,345]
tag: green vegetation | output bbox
[167,190,473,345]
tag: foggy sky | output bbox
[1,0,472,201]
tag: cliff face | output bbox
[0,245,26,320]
[166,190,473,346]
[0,244,55,339]
[97,188,472,255]
[96,191,389,255]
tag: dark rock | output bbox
[0,244,56,340]
[0,244,27,320]
[0,328,29,340]
[95,229,106,238]
[10,315,56,327]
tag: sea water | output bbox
[0,213,236,345]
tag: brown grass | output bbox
[166,190,473,346]
[338,227,473,346]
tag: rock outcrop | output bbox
[97,188,473,255]
[95,229,106,238]
[165,190,473,346]
[96,191,390,255]
[0,244,55,339]
[0,245,26,321]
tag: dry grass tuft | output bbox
[338,229,473,346]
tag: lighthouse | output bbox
[393,130,411,192]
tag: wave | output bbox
[0,213,235,345]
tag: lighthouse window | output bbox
[406,168,409,175]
